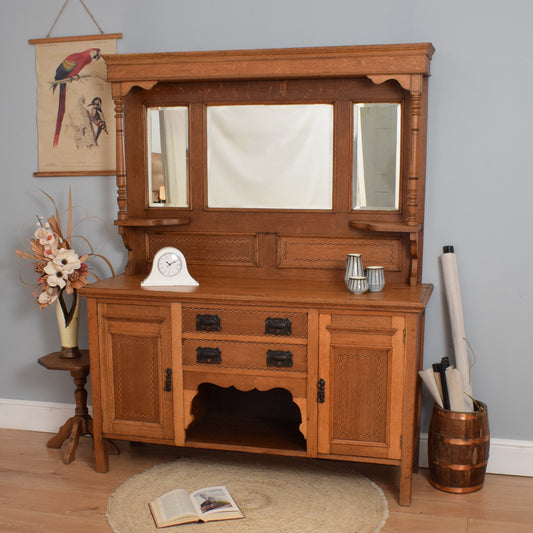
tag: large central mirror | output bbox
[147,102,401,211]
[207,104,333,210]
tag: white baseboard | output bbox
[0,398,92,434]
[1,398,531,477]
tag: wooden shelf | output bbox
[186,414,307,453]
[349,221,422,233]
[114,217,191,227]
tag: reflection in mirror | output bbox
[207,104,333,209]
[352,103,401,210]
[148,107,189,207]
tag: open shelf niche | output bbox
[185,383,307,454]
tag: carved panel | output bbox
[183,372,307,398]
[99,303,174,440]
[146,232,259,267]
[277,235,402,271]
[329,313,393,332]
[331,345,389,444]
[111,334,160,423]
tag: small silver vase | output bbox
[345,253,364,289]
[365,266,385,292]
[347,275,369,294]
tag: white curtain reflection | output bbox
[148,107,188,207]
[353,103,400,210]
[354,107,367,208]
[207,105,333,209]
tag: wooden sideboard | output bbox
[80,43,434,506]
[82,274,431,506]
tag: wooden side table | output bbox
[38,350,92,464]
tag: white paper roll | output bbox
[418,368,443,407]
[441,248,474,411]
[446,367,467,412]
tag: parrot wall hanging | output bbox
[29,0,122,176]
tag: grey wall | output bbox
[2,0,532,441]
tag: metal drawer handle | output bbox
[164,368,172,392]
[196,314,221,332]
[317,378,325,403]
[265,317,292,336]
[266,349,293,367]
[196,346,222,364]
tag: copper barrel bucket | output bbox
[428,401,489,493]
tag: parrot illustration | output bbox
[52,48,101,147]
[87,96,108,146]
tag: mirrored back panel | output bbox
[146,100,401,212]
[138,77,409,216]
[109,44,433,282]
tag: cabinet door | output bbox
[98,302,175,441]
[318,313,405,459]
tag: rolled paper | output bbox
[432,363,444,405]
[441,246,473,411]
[446,367,467,412]
[418,368,443,408]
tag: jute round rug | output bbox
[107,452,388,533]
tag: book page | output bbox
[190,486,242,519]
[150,489,197,525]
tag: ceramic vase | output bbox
[347,275,369,294]
[56,293,81,358]
[345,253,364,288]
[365,266,385,292]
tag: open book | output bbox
[148,485,244,528]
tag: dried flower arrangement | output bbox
[16,190,115,327]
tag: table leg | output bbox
[72,368,89,419]
[47,417,74,449]
[46,367,93,463]
[63,417,82,464]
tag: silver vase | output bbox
[347,275,369,294]
[365,266,385,292]
[345,253,364,288]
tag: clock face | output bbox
[157,251,183,277]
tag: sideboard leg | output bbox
[399,459,413,506]
[94,431,109,473]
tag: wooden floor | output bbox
[1,428,532,532]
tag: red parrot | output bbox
[52,48,101,147]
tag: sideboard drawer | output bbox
[182,339,307,372]
[182,306,308,338]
